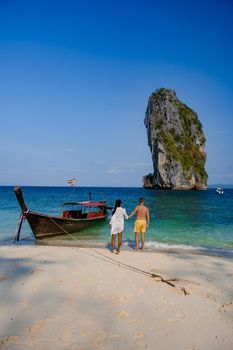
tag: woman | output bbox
[110,199,128,254]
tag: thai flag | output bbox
[67,178,76,186]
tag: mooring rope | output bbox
[46,215,178,289]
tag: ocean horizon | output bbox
[1,186,233,256]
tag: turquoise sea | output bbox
[0,186,233,255]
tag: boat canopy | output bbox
[63,201,106,207]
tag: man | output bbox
[129,197,150,250]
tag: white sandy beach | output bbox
[0,244,233,350]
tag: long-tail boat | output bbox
[13,187,108,240]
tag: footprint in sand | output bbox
[108,332,120,339]
[158,331,168,337]
[63,328,74,338]
[19,299,29,308]
[203,292,217,302]
[0,336,20,345]
[134,332,144,340]
[138,288,144,294]
[0,275,9,282]
[65,297,76,304]
[25,319,47,336]
[116,311,129,319]
[168,313,186,323]
[218,302,233,313]
[159,296,172,305]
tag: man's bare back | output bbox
[129,199,150,224]
[135,204,149,221]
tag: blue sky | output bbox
[0,0,233,186]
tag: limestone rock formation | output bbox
[144,88,207,190]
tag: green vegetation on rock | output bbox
[159,126,207,180]
[176,101,206,145]
[144,88,208,189]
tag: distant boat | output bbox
[13,187,108,240]
[216,187,224,195]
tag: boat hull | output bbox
[26,211,107,239]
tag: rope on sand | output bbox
[45,216,187,294]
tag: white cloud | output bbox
[66,148,77,152]
[122,161,151,168]
[107,169,121,175]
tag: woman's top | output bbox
[110,207,128,235]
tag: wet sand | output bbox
[0,244,233,349]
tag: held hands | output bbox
[128,214,133,220]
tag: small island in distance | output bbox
[143,88,207,190]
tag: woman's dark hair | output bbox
[112,199,122,215]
